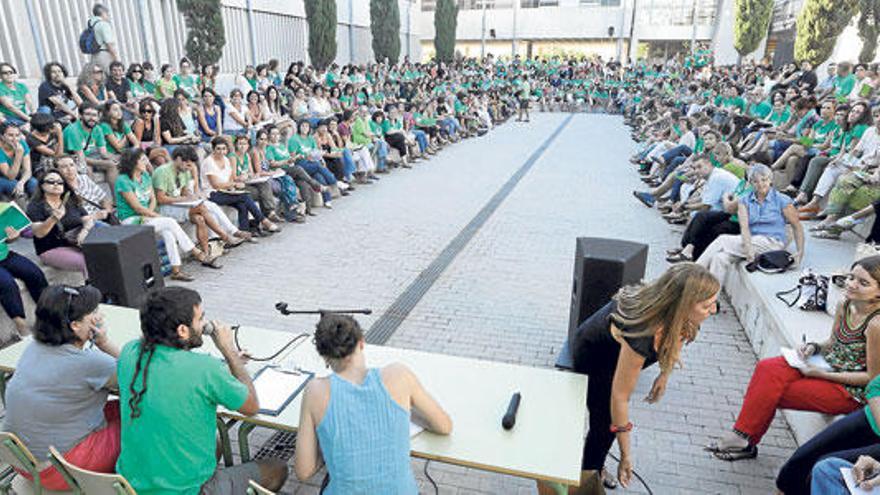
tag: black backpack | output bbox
[79,19,101,55]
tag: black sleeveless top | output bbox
[572,301,658,375]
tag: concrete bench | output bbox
[724,223,864,445]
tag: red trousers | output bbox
[20,401,121,490]
[734,356,861,444]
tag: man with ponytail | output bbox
[116,287,288,494]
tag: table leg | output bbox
[238,422,257,463]
[216,417,237,467]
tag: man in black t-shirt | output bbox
[104,61,135,120]
[37,63,81,125]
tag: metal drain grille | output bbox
[253,431,297,461]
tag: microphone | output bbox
[202,321,216,336]
[502,392,521,430]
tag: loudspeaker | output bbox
[556,237,648,369]
[82,225,164,308]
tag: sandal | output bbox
[666,252,693,263]
[170,270,195,282]
[812,229,841,240]
[666,247,684,256]
[224,237,245,249]
[601,467,618,490]
[666,215,688,225]
[201,254,223,269]
[706,443,758,461]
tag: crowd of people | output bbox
[4,2,880,494]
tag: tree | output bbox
[732,0,774,58]
[305,0,337,70]
[858,0,880,63]
[177,0,226,67]
[794,0,859,65]
[371,0,401,64]
[434,0,458,62]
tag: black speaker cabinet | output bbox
[82,225,164,308]
[556,237,648,369]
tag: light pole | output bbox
[690,0,698,56]
[481,0,487,59]
[512,0,519,57]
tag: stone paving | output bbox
[182,113,797,494]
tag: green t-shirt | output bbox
[97,121,132,151]
[63,121,106,157]
[351,118,372,146]
[151,163,192,196]
[747,101,772,119]
[173,74,199,100]
[265,143,291,164]
[114,172,153,221]
[129,80,149,99]
[231,152,250,176]
[715,95,746,113]
[864,374,880,437]
[0,139,29,169]
[381,119,403,134]
[811,119,839,144]
[0,82,29,118]
[369,121,384,137]
[116,341,248,495]
[287,134,318,157]
[835,74,857,100]
[767,107,790,127]
[155,78,177,99]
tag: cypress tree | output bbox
[434,0,458,62]
[794,0,859,65]
[371,0,402,64]
[305,0,338,70]
[858,0,880,63]
[177,0,226,67]
[733,0,774,58]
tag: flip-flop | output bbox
[666,247,684,256]
[707,444,758,461]
[666,252,693,263]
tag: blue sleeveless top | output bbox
[316,368,418,495]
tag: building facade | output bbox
[0,0,422,81]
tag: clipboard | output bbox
[252,366,314,416]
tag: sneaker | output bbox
[633,191,655,208]
[324,201,333,209]
[338,181,349,190]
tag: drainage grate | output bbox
[253,431,298,462]
[366,115,574,345]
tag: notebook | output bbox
[0,202,31,242]
[841,467,878,494]
[781,347,833,372]
[252,366,314,416]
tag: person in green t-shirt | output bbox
[63,102,118,188]
[0,63,33,125]
[172,58,199,101]
[287,121,338,205]
[116,287,289,494]
[97,101,138,155]
[0,223,46,337]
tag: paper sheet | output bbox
[173,199,205,207]
[253,367,311,414]
[781,347,833,372]
[410,421,424,438]
[842,467,878,494]
[246,171,285,185]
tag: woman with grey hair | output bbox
[696,163,805,282]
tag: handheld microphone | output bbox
[502,392,521,430]
[202,321,216,336]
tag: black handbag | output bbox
[746,250,794,274]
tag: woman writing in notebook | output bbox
[707,255,880,470]
[294,314,452,494]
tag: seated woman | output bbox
[0,122,36,199]
[288,120,340,207]
[307,85,334,128]
[708,255,880,465]
[263,86,294,133]
[56,155,113,217]
[196,88,222,143]
[563,263,719,493]
[159,96,201,152]
[811,455,880,494]
[25,113,64,179]
[331,116,375,184]
[230,134,283,223]
[770,259,880,494]
[696,164,805,283]
[294,313,453,492]
[77,63,111,106]
[772,99,839,192]
[315,120,354,186]
[260,127,317,217]
[201,136,279,235]
[0,63,34,127]
[0,225,47,339]
[115,148,215,281]
[3,284,120,490]
[98,101,139,155]
[247,90,269,130]
[152,144,248,256]
[132,99,161,149]
[223,89,251,138]
[27,170,107,278]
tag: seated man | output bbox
[116,287,288,494]
[812,455,880,494]
[4,284,120,490]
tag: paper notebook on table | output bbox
[842,467,878,494]
[781,347,833,372]
[252,366,314,416]
[0,202,30,242]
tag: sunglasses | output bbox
[43,179,64,186]
[0,71,13,75]
[131,70,143,74]
[142,109,155,114]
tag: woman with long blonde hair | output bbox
[567,263,719,495]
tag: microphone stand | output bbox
[275,302,372,316]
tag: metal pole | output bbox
[407,0,412,59]
[349,0,355,64]
[627,0,638,62]
[690,0,698,56]
[481,0,487,59]
[23,0,46,72]
[245,0,257,65]
[136,0,151,62]
[512,0,518,57]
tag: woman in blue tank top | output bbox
[294,314,452,494]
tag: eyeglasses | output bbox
[0,71,13,75]
[131,70,143,74]
[43,179,64,186]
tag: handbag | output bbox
[776,270,828,311]
[82,196,121,226]
[746,250,795,274]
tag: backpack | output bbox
[79,19,101,55]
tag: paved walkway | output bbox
[186,113,796,494]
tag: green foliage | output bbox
[177,0,226,67]
[859,0,880,63]
[371,0,401,64]
[794,0,859,65]
[733,0,774,57]
[305,0,338,70]
[434,0,458,62]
